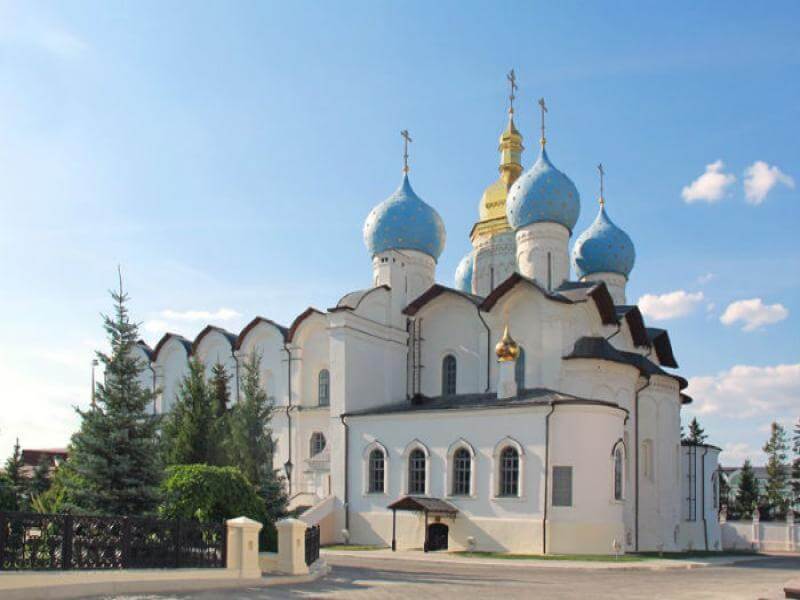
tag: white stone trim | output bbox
[362,440,389,496]
[445,438,477,498]
[492,436,524,499]
[402,439,431,496]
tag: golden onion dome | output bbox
[472,114,524,242]
[495,325,520,362]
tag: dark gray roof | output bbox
[388,496,459,514]
[565,337,688,389]
[646,327,679,368]
[344,387,625,417]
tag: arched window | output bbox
[515,347,526,390]
[499,446,519,497]
[442,355,457,396]
[408,449,426,494]
[318,369,330,406]
[310,432,326,457]
[368,449,385,493]
[452,448,471,496]
[613,444,624,501]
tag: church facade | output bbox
[135,91,722,555]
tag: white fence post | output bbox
[788,511,796,553]
[751,508,760,551]
[277,518,310,576]
[226,517,264,579]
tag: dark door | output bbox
[427,523,448,551]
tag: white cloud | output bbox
[686,363,800,418]
[719,442,761,466]
[37,28,87,58]
[142,308,243,342]
[720,298,788,331]
[697,273,715,285]
[743,161,795,205]
[160,308,241,322]
[682,160,736,203]
[638,290,704,320]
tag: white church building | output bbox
[135,92,722,555]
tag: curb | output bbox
[322,550,745,571]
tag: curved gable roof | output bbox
[329,285,390,313]
[152,333,192,361]
[646,327,679,368]
[192,325,237,355]
[286,307,325,342]
[479,273,617,325]
[403,284,483,316]
[136,340,154,361]
[235,316,288,350]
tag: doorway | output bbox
[426,523,449,551]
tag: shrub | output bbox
[160,464,266,524]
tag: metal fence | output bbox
[0,511,226,571]
[304,525,320,566]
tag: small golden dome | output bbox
[495,325,520,362]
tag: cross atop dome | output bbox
[401,129,412,174]
[538,97,548,147]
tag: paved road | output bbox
[110,554,800,600]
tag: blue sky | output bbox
[1,1,798,465]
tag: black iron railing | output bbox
[304,524,320,566]
[0,511,226,571]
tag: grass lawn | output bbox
[633,550,761,560]
[323,544,389,551]
[453,551,650,562]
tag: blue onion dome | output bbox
[454,251,474,292]
[506,147,581,232]
[363,174,446,260]
[571,205,636,279]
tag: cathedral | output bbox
[136,80,722,555]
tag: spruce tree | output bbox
[762,421,789,519]
[4,438,25,509]
[162,358,219,466]
[208,361,232,465]
[228,352,288,519]
[735,459,760,518]
[28,456,52,499]
[65,276,161,515]
[209,361,232,418]
[687,417,708,444]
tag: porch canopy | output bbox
[387,496,458,552]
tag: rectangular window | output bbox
[552,466,573,507]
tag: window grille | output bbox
[514,347,526,390]
[408,449,426,494]
[318,369,330,406]
[442,355,457,396]
[614,446,624,501]
[499,446,519,497]
[310,432,326,457]
[368,449,385,493]
[452,448,471,496]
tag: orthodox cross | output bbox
[507,69,518,114]
[598,163,605,206]
[538,97,548,147]
[401,129,412,173]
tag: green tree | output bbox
[686,417,708,444]
[3,438,25,509]
[159,464,266,524]
[208,361,232,465]
[735,459,760,518]
[162,358,220,466]
[209,361,232,418]
[64,276,162,515]
[227,353,288,530]
[27,456,52,499]
[0,473,18,511]
[762,421,789,519]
